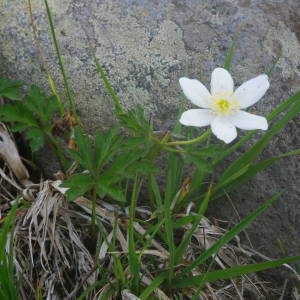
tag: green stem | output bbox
[165,129,211,146]
[91,186,97,234]
[44,0,76,115]
[44,132,68,171]
[161,146,186,153]
[93,55,123,115]
[28,0,65,115]
[128,175,141,293]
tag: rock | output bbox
[1,0,300,259]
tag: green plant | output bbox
[1,2,300,298]
[0,83,67,169]
[86,35,300,298]
[0,201,19,300]
[62,124,160,229]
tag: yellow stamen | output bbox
[216,99,230,113]
[209,91,240,115]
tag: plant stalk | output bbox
[166,129,211,146]
[44,0,76,116]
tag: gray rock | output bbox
[1,0,300,259]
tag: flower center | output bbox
[216,99,230,113]
[209,91,240,115]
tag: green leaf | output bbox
[186,152,212,173]
[106,149,145,173]
[0,78,23,100]
[163,152,184,282]
[45,95,60,120]
[98,172,125,186]
[0,103,37,126]
[189,145,222,158]
[213,149,300,200]
[122,136,150,151]
[173,215,199,228]
[105,185,126,202]
[119,106,152,136]
[26,128,45,152]
[172,256,300,288]
[220,97,300,183]
[96,180,126,202]
[177,192,281,277]
[174,187,211,265]
[24,85,45,111]
[96,126,122,168]
[94,55,123,114]
[72,128,94,171]
[223,28,240,71]
[149,175,163,211]
[126,159,161,175]
[128,175,142,292]
[0,200,19,300]
[94,131,105,168]
[10,123,30,132]
[214,90,300,166]
[139,273,169,300]
[62,173,94,201]
[0,84,60,153]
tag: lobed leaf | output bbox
[62,173,94,201]
[0,78,23,100]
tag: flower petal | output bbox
[211,116,237,144]
[179,109,215,127]
[211,67,234,95]
[179,77,211,108]
[234,74,270,109]
[228,111,268,130]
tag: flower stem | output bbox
[44,0,76,116]
[91,186,97,234]
[165,129,211,146]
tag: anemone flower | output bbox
[179,68,269,143]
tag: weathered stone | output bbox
[1,0,300,261]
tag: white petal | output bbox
[228,111,268,130]
[211,116,237,144]
[179,77,211,108]
[179,109,214,127]
[211,67,234,95]
[234,74,270,109]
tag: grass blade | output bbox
[174,185,212,264]
[139,273,169,300]
[213,149,300,199]
[172,256,300,288]
[164,153,184,283]
[214,90,300,165]
[0,202,19,300]
[128,175,142,293]
[223,28,241,71]
[176,192,281,277]
[220,94,300,182]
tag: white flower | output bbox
[179,68,269,143]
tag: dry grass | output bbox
[0,121,299,299]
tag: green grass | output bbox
[0,202,19,300]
